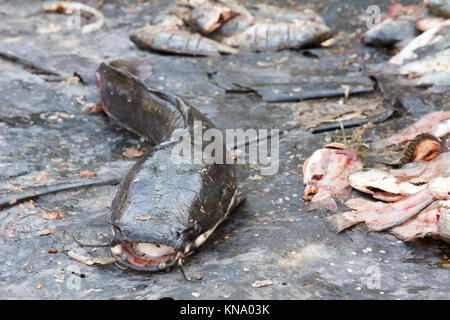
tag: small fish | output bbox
[348,168,426,202]
[425,0,450,18]
[392,152,450,184]
[221,19,332,51]
[302,143,363,211]
[390,200,450,241]
[372,111,450,148]
[188,1,236,34]
[130,24,238,56]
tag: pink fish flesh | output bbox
[390,200,450,241]
[328,188,435,232]
[302,143,363,211]
[329,176,450,232]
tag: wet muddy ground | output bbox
[0,0,449,299]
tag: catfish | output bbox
[91,61,244,272]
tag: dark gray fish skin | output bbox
[361,17,418,47]
[96,62,238,271]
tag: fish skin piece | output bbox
[189,2,236,34]
[130,25,238,56]
[302,143,363,211]
[361,17,418,47]
[348,168,426,201]
[425,0,450,18]
[373,111,450,149]
[428,176,450,199]
[389,19,450,65]
[390,200,450,241]
[415,16,446,32]
[402,71,450,86]
[398,48,450,76]
[221,19,332,51]
[328,188,435,232]
[392,152,450,184]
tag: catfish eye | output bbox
[312,174,323,180]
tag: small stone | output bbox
[191,292,200,297]
[252,280,273,288]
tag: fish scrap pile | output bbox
[303,111,450,242]
[361,0,450,87]
[130,0,332,56]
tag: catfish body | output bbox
[96,62,238,271]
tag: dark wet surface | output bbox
[0,0,449,299]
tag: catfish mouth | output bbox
[111,242,180,271]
